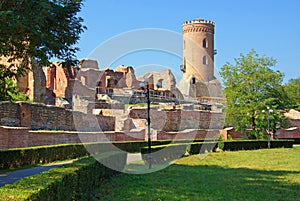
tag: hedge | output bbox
[140,140,294,164]
[188,142,218,154]
[1,139,294,170]
[219,140,294,151]
[0,144,88,170]
[0,151,127,201]
[0,139,209,170]
[140,142,218,164]
[112,139,209,153]
[141,144,188,164]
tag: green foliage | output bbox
[189,142,218,154]
[0,0,86,101]
[0,152,126,201]
[0,65,29,101]
[284,77,300,110]
[0,140,207,170]
[141,142,217,164]
[0,144,88,170]
[141,144,188,164]
[221,140,294,151]
[220,49,292,136]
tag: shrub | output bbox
[0,144,88,170]
[141,144,188,164]
[140,142,218,164]
[188,142,218,155]
[0,152,127,201]
[0,140,207,170]
[221,140,294,151]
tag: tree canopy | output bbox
[284,78,300,111]
[220,49,292,138]
[0,0,86,100]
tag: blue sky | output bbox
[76,0,300,83]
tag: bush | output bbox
[221,140,294,151]
[188,142,218,155]
[0,140,207,170]
[141,144,188,164]
[140,142,218,164]
[0,144,88,170]
[0,152,127,201]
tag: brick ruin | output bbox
[0,19,234,149]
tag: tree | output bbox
[0,0,86,101]
[284,78,300,111]
[220,50,292,139]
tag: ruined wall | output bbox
[0,102,20,126]
[129,108,224,131]
[0,102,115,131]
[138,69,176,91]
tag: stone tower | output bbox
[177,18,222,98]
[181,18,215,82]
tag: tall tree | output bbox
[284,78,300,111]
[0,0,86,101]
[220,50,291,139]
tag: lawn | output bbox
[91,148,300,201]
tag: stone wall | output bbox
[0,102,115,131]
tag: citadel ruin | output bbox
[1,18,297,149]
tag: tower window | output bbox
[184,40,186,49]
[203,55,207,65]
[191,77,196,84]
[203,38,207,48]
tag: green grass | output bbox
[91,148,300,201]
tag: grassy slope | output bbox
[91,148,300,201]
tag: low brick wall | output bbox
[0,126,30,149]
[0,126,221,150]
[0,126,146,150]
[220,128,247,140]
[157,129,219,140]
[276,128,300,138]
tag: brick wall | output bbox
[0,102,115,131]
[0,126,30,149]
[0,126,222,150]
[0,126,145,150]
[129,108,224,131]
[276,128,300,138]
[157,129,219,140]
[220,127,247,140]
[0,102,20,126]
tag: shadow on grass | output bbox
[92,164,300,201]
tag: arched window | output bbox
[203,55,207,65]
[203,38,207,48]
